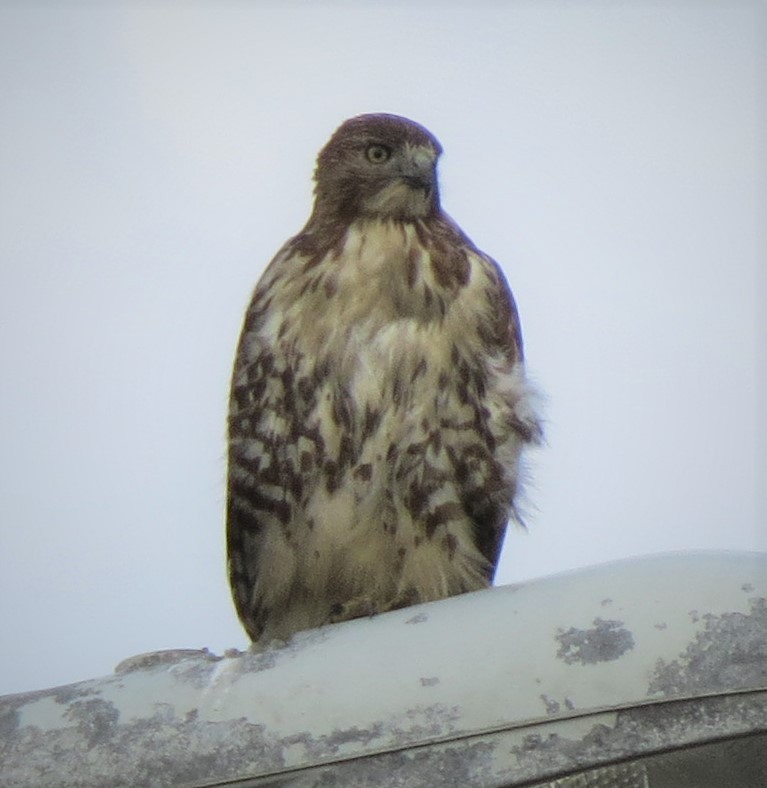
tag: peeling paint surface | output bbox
[648,596,767,696]
[555,617,635,664]
[1,552,766,787]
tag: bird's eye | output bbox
[365,144,391,164]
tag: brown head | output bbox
[311,113,443,223]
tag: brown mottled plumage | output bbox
[227,113,540,643]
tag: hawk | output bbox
[227,113,540,643]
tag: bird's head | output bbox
[312,113,442,222]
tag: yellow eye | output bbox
[365,144,391,164]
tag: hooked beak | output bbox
[399,146,437,194]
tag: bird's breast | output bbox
[266,219,485,365]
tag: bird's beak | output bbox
[399,146,437,193]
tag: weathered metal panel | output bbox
[1,551,766,787]
[220,698,767,787]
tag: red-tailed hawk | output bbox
[227,113,540,643]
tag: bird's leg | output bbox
[326,586,423,626]
[326,596,379,625]
[382,586,422,611]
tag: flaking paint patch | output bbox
[540,695,560,715]
[649,596,767,696]
[64,698,119,746]
[498,694,767,785]
[539,695,576,718]
[555,618,635,665]
[0,705,19,738]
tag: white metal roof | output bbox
[2,551,766,786]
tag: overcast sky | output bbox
[0,1,764,696]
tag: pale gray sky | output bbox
[0,1,764,696]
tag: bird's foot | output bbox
[326,586,423,626]
[327,596,379,625]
